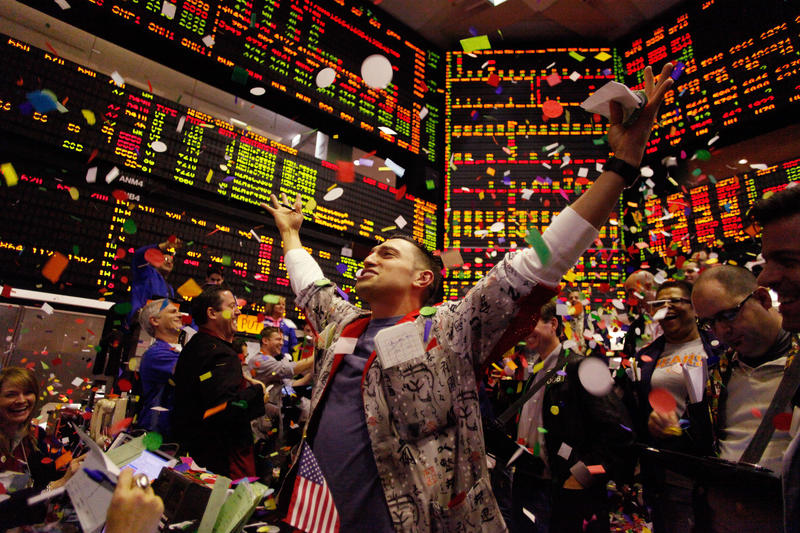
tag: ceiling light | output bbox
[487,0,508,5]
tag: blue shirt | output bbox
[313,316,399,532]
[129,244,175,326]
[139,339,180,437]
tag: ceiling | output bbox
[376,0,686,48]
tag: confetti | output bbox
[578,357,613,397]
[105,166,120,183]
[460,35,491,53]
[361,55,393,89]
[569,51,586,61]
[384,158,406,177]
[525,229,550,266]
[1,162,20,187]
[110,71,125,87]
[649,388,677,414]
[42,252,69,283]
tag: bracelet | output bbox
[603,156,640,189]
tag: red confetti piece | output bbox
[144,247,165,267]
[147,80,153,93]
[112,190,129,202]
[45,41,59,56]
[109,416,133,435]
[51,357,62,366]
[335,161,355,183]
[649,388,677,415]
[41,457,54,464]
[773,412,792,431]
[167,234,178,243]
[751,407,762,418]
[117,378,132,392]
[640,355,653,363]
[87,148,99,164]
[115,248,127,260]
[394,184,406,201]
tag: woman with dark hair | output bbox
[0,367,80,493]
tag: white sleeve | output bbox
[284,248,325,295]
[510,206,599,286]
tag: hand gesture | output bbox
[262,193,305,234]
[608,63,674,166]
[648,409,681,439]
[105,469,164,533]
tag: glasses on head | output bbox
[695,291,755,332]
[647,297,691,309]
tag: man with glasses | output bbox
[172,285,270,478]
[691,264,794,530]
[632,280,723,532]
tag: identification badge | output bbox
[374,322,426,369]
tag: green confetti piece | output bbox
[694,149,711,161]
[72,245,80,255]
[568,51,585,62]
[592,137,606,146]
[231,400,248,409]
[425,179,435,190]
[537,426,548,433]
[112,301,132,315]
[221,255,231,266]
[420,306,437,317]
[231,66,249,85]
[708,174,717,184]
[533,441,541,456]
[459,35,491,53]
[525,228,551,266]
[122,218,137,234]
[263,294,281,304]
[691,168,703,176]
[143,432,163,451]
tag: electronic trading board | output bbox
[445,47,623,302]
[628,158,800,269]
[615,0,800,159]
[21,0,444,166]
[0,34,437,316]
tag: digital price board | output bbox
[444,47,624,302]
[0,34,437,252]
[0,155,371,316]
[628,158,800,268]
[615,0,800,159]
[20,0,443,166]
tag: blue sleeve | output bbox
[285,323,298,355]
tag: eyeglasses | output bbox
[695,291,755,332]
[647,297,691,309]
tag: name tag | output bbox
[374,322,426,369]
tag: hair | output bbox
[138,298,169,337]
[540,298,563,337]
[191,285,229,326]
[0,367,40,456]
[232,338,248,354]
[260,326,282,342]
[657,279,693,298]
[749,185,800,226]
[694,264,757,299]
[386,233,444,306]
[206,265,223,279]
[264,296,287,317]
[625,269,656,289]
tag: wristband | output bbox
[603,156,640,189]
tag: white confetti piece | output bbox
[41,302,54,315]
[54,0,71,9]
[419,106,429,120]
[316,67,337,88]
[394,215,407,229]
[110,71,125,87]
[569,71,581,82]
[151,141,167,153]
[161,1,176,19]
[85,167,97,183]
[341,246,352,258]
[578,357,613,397]
[558,442,573,459]
[201,35,215,48]
[105,166,120,183]
[489,221,504,232]
[323,187,344,201]
[249,87,266,96]
[384,158,406,177]
[577,167,588,178]
[176,115,186,133]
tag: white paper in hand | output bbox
[580,81,645,121]
[682,358,707,404]
[374,322,425,369]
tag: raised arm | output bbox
[262,192,305,254]
[571,63,674,228]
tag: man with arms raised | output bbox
[266,64,674,532]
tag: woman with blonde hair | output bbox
[263,296,298,356]
[0,367,81,493]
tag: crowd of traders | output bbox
[2,62,800,532]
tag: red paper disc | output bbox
[542,99,563,119]
[111,190,128,202]
[773,412,793,431]
[648,388,677,415]
[144,247,164,268]
[117,378,132,392]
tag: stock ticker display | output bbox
[0,34,437,309]
[23,0,443,164]
[615,0,800,158]
[635,158,800,263]
[444,47,623,302]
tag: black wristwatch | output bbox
[603,156,640,189]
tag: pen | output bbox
[84,468,117,489]
[278,202,309,219]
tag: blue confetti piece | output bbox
[424,318,432,343]
[223,176,235,182]
[494,86,502,95]
[671,61,685,81]
[602,68,612,76]
[469,26,478,36]
[335,286,349,301]
[619,424,632,432]
[26,91,58,113]
[556,370,567,376]
[335,263,348,274]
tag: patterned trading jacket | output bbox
[280,253,559,532]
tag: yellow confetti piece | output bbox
[206,169,213,183]
[532,361,544,374]
[81,109,96,126]
[222,309,232,319]
[68,187,79,200]
[327,183,337,191]
[1,162,19,187]
[381,225,397,232]
[550,405,560,415]
[594,51,612,62]
[177,278,203,298]
[199,371,212,381]
[486,167,495,176]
